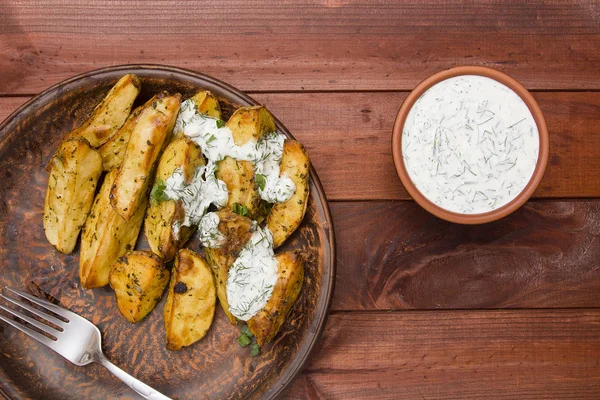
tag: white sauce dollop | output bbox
[164,166,228,229]
[165,100,296,230]
[226,224,278,321]
[198,212,225,248]
[402,75,539,214]
[163,100,298,321]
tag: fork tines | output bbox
[0,287,68,348]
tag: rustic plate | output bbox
[0,65,335,400]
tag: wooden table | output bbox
[1,1,600,398]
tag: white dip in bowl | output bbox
[401,75,540,214]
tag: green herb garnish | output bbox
[206,134,217,144]
[250,343,261,357]
[237,334,252,348]
[255,174,266,191]
[216,119,225,128]
[150,180,169,204]
[241,324,254,338]
[232,202,249,217]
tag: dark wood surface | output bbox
[1,0,600,399]
[284,310,600,399]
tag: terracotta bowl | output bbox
[392,65,549,224]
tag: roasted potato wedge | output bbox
[110,92,181,220]
[216,106,277,219]
[215,157,262,219]
[164,249,216,350]
[204,209,255,324]
[190,90,222,119]
[98,105,142,171]
[80,169,147,289]
[69,74,141,147]
[267,140,310,248]
[43,137,103,254]
[226,105,276,146]
[247,251,305,346]
[145,137,205,261]
[109,251,170,323]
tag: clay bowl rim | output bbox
[391,65,549,225]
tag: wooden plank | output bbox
[255,91,600,200]
[2,92,600,200]
[283,310,600,399]
[329,200,600,310]
[0,97,26,122]
[1,1,599,93]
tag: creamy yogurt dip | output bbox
[163,99,296,231]
[225,224,278,321]
[162,100,296,321]
[402,75,539,214]
[200,212,278,321]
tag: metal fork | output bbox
[0,287,171,400]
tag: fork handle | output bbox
[98,355,172,400]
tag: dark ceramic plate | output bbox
[0,65,335,400]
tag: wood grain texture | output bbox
[2,91,600,200]
[1,1,599,93]
[0,98,26,122]
[282,310,600,399]
[330,200,600,310]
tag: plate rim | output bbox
[0,64,336,400]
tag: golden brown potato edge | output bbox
[164,248,216,351]
[43,137,103,254]
[109,250,170,323]
[247,251,305,346]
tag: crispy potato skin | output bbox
[216,157,263,218]
[43,138,103,254]
[248,252,305,346]
[145,137,205,261]
[267,140,310,248]
[109,251,170,323]
[164,249,216,351]
[80,169,147,289]
[69,74,141,147]
[226,105,276,146]
[98,105,142,171]
[190,90,222,119]
[110,92,181,220]
[204,209,254,324]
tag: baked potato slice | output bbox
[216,106,277,219]
[267,140,310,248]
[215,157,262,219]
[144,137,205,261]
[43,137,103,254]
[97,105,142,171]
[204,209,254,324]
[69,74,141,147]
[247,251,305,346]
[164,249,216,351]
[190,90,222,119]
[109,251,170,323]
[226,105,276,146]
[80,169,147,289]
[110,92,181,220]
